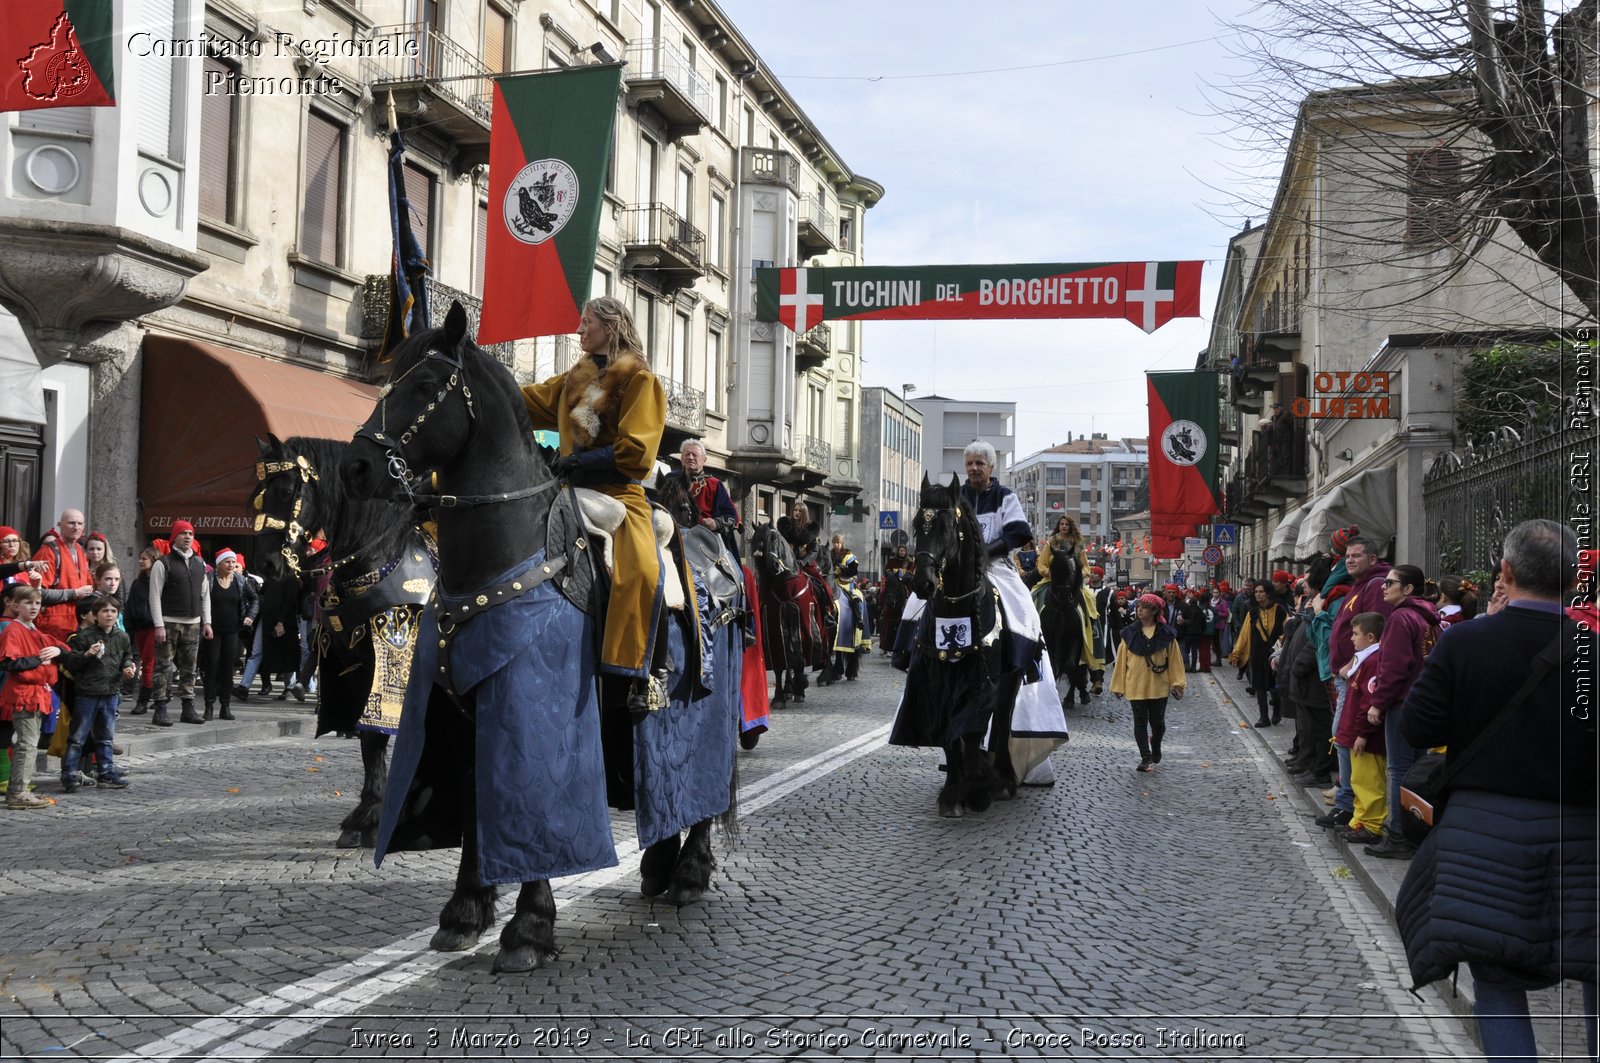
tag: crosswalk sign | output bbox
[1212,523,1238,546]
[879,511,899,531]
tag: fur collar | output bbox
[562,351,649,448]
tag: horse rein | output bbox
[914,502,982,602]
[353,346,558,510]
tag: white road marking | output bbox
[106,723,892,1062]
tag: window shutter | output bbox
[403,161,432,262]
[484,7,508,74]
[198,58,234,223]
[474,200,488,296]
[137,0,176,157]
[301,112,342,264]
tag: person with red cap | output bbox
[0,527,43,585]
[147,520,212,727]
[1109,591,1187,772]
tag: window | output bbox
[707,328,723,411]
[473,198,488,296]
[484,5,510,74]
[300,110,345,266]
[1045,467,1065,485]
[708,193,725,268]
[198,56,238,224]
[634,291,657,358]
[546,48,568,69]
[745,105,756,147]
[403,161,435,263]
[713,73,728,132]
[839,210,854,252]
[592,266,611,299]
[672,310,691,386]
[137,0,176,159]
[675,166,693,223]
[637,134,659,204]
[1406,147,1464,247]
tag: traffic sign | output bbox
[1202,544,1224,566]
[1212,523,1238,546]
[1173,568,1188,587]
[879,510,899,531]
[890,529,909,548]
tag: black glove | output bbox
[986,539,1012,560]
[551,454,580,478]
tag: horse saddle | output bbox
[679,525,742,628]
[569,486,686,611]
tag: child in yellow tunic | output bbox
[1110,592,1187,772]
[520,297,666,696]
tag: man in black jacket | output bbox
[1396,519,1596,1061]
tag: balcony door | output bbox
[637,134,658,209]
[405,0,440,77]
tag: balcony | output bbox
[661,377,707,437]
[361,275,515,369]
[797,196,836,256]
[621,204,705,291]
[364,24,492,171]
[623,37,710,141]
[798,434,831,485]
[741,147,801,195]
[795,322,831,372]
[1242,419,1309,505]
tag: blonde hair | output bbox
[583,297,645,361]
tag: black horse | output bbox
[888,473,1017,817]
[341,302,733,973]
[749,523,829,706]
[1038,538,1090,707]
[251,434,434,849]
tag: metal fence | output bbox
[1421,420,1592,578]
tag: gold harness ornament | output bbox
[253,453,321,575]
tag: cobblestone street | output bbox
[0,653,1484,1060]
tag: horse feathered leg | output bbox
[432,845,497,951]
[494,879,558,973]
[337,731,388,849]
[666,819,715,906]
[640,832,681,897]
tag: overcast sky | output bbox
[718,0,1268,459]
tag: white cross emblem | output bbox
[1125,261,1174,334]
[778,267,825,334]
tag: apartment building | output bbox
[911,395,1015,483]
[0,0,880,558]
[1011,435,1149,543]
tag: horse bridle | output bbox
[254,453,321,576]
[914,501,981,601]
[353,344,556,510]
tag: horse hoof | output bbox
[665,883,707,907]
[739,730,760,750]
[994,784,1018,801]
[965,790,994,814]
[938,802,964,818]
[640,874,671,898]
[336,828,363,849]
[360,827,379,848]
[430,927,482,952]
[492,946,548,973]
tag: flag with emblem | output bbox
[0,0,115,113]
[774,268,825,334]
[1147,371,1221,558]
[380,130,431,361]
[479,63,623,345]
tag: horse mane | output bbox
[283,436,414,562]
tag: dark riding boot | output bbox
[131,688,151,715]
[203,701,214,721]
[218,697,234,722]
[180,698,203,725]
[151,701,173,727]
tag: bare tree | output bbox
[1212,0,1598,323]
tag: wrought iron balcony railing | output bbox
[623,37,711,120]
[622,203,706,274]
[363,23,492,124]
[361,275,514,369]
[662,377,707,435]
[803,434,831,473]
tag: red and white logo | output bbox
[1125,261,1175,334]
[777,268,824,334]
[18,13,93,104]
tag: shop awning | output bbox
[0,307,46,425]
[1295,463,1398,559]
[1265,501,1309,562]
[138,336,380,535]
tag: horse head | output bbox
[342,301,550,592]
[749,523,794,585]
[654,473,698,531]
[252,433,330,579]
[1047,539,1081,590]
[910,471,980,601]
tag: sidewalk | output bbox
[34,690,318,769]
[1208,659,1589,1050]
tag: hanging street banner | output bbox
[755,261,1203,335]
[1,1,116,113]
[479,63,622,344]
[1147,371,1221,559]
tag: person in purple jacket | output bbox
[1363,564,1440,859]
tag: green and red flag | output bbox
[757,262,1202,334]
[1147,371,1221,558]
[479,63,622,345]
[0,0,115,113]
